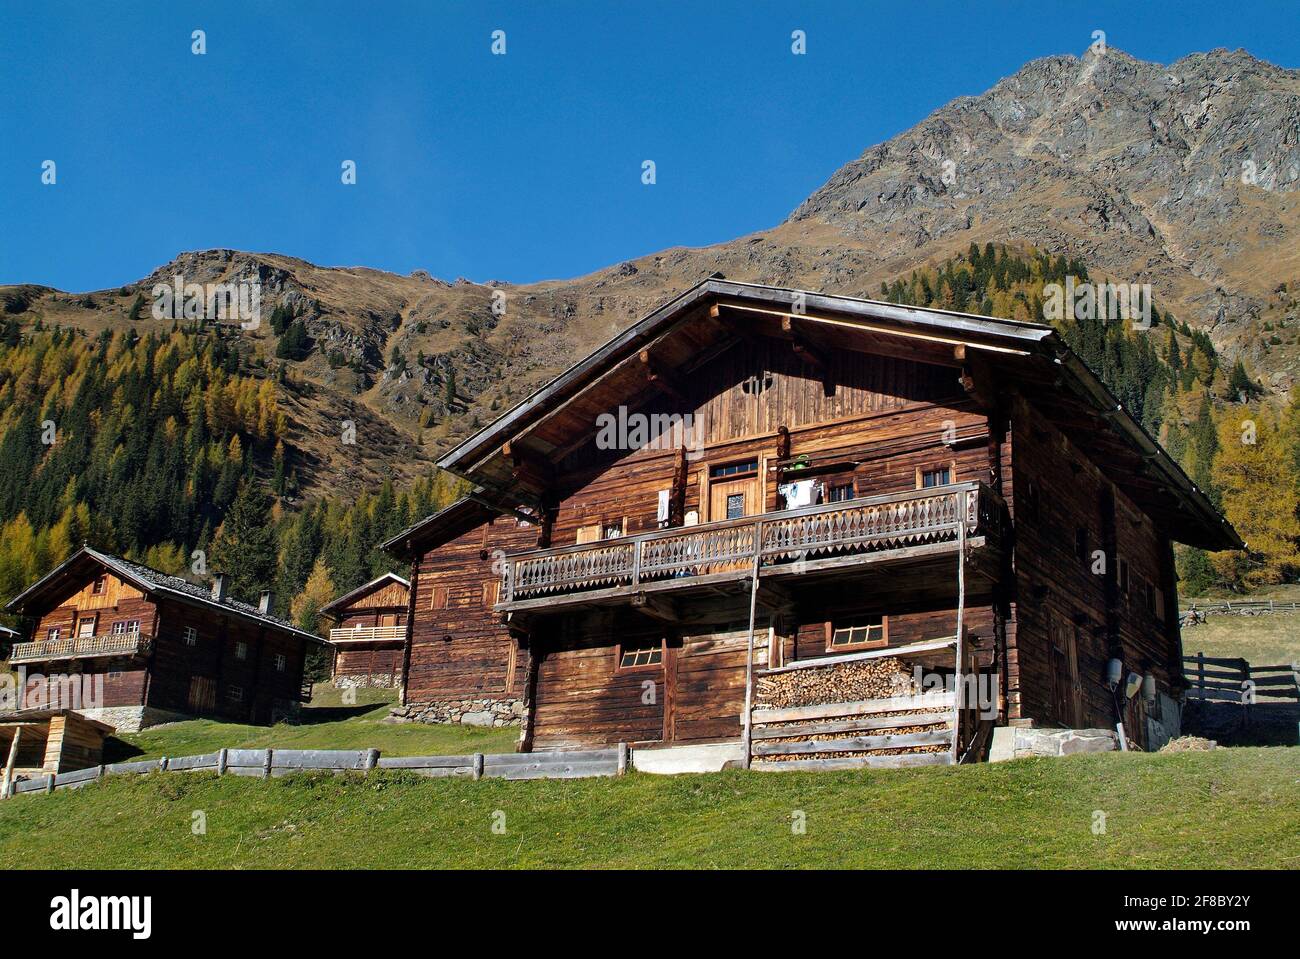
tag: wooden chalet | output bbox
[4,546,326,732]
[320,572,410,688]
[385,279,1241,768]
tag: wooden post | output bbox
[159,757,169,772]
[1240,658,1251,729]
[1197,651,1206,703]
[951,491,967,764]
[263,748,273,779]
[45,773,55,794]
[365,748,380,772]
[616,741,628,776]
[472,753,484,780]
[2,727,21,799]
[216,747,228,776]
[741,548,761,770]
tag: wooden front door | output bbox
[1049,617,1083,727]
[188,676,217,715]
[709,476,761,523]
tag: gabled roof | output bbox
[4,546,327,645]
[433,278,1242,552]
[318,572,411,617]
[381,494,501,560]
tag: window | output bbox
[482,581,500,607]
[77,616,96,638]
[619,642,663,669]
[725,493,746,520]
[183,626,198,647]
[827,482,855,503]
[920,467,952,489]
[111,620,140,635]
[1144,581,1158,616]
[429,585,449,610]
[91,575,107,595]
[1075,528,1090,564]
[603,520,623,540]
[710,460,758,479]
[234,641,248,660]
[227,685,243,703]
[828,614,887,649]
[107,669,121,679]
[46,627,61,642]
[274,653,287,672]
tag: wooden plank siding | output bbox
[404,516,535,705]
[1006,397,1176,742]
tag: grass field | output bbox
[0,748,1294,869]
[103,686,518,763]
[1179,610,1300,669]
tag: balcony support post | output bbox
[951,490,967,763]
[741,542,761,770]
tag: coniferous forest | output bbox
[0,243,1296,647]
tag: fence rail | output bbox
[1182,652,1299,727]
[2,743,630,800]
[1180,600,1300,626]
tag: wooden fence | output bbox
[1180,600,1300,625]
[1183,653,1299,725]
[2,743,629,800]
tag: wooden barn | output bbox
[385,280,1241,769]
[320,572,410,688]
[4,546,327,732]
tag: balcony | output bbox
[10,630,153,664]
[328,625,407,645]
[499,481,1004,613]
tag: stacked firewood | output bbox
[754,657,919,709]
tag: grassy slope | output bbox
[104,687,518,764]
[0,749,1294,869]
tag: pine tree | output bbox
[209,480,277,602]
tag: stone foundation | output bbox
[77,705,192,734]
[989,726,1119,761]
[334,673,398,690]
[389,698,525,727]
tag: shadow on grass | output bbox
[295,703,384,724]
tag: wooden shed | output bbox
[0,709,113,788]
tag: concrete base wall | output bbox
[390,698,525,728]
[989,725,1119,761]
[632,741,745,775]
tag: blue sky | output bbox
[3,0,1298,291]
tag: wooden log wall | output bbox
[1007,397,1174,740]
[406,516,536,704]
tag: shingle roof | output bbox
[5,546,327,645]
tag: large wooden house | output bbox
[4,546,326,731]
[384,280,1241,768]
[320,572,410,688]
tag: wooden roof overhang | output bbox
[435,279,1242,553]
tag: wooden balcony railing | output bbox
[328,625,407,644]
[501,481,1002,605]
[10,630,153,664]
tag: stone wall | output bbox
[334,672,398,690]
[78,705,192,734]
[989,725,1119,761]
[390,697,525,728]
